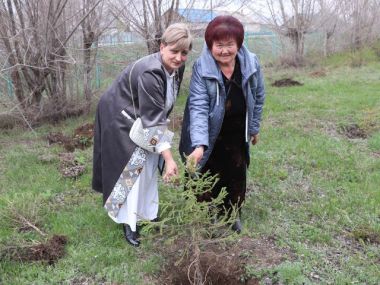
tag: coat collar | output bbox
[198,44,257,82]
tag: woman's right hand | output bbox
[186,146,204,171]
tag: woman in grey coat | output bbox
[179,16,265,233]
[93,23,192,247]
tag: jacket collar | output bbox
[198,44,257,82]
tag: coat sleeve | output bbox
[250,55,265,135]
[137,69,167,128]
[135,69,174,153]
[189,62,210,148]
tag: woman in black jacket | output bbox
[92,23,192,247]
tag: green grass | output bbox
[1,49,380,284]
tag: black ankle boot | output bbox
[231,219,242,234]
[150,217,160,223]
[123,224,140,247]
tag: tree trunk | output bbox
[83,29,94,112]
[83,46,93,112]
[10,69,26,110]
[147,36,161,54]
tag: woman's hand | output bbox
[251,134,259,145]
[161,149,178,183]
[163,159,178,183]
[186,146,204,172]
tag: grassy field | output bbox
[0,49,379,284]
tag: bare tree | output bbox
[109,0,182,53]
[273,0,317,60]
[80,0,114,112]
[315,0,339,56]
[109,0,244,54]
[339,0,380,50]
[0,0,104,122]
[248,0,318,62]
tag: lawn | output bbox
[0,49,379,284]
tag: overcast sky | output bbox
[179,0,246,13]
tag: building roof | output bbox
[177,8,217,23]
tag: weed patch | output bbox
[0,113,25,129]
[368,132,380,152]
[351,226,380,245]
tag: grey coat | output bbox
[179,45,265,168]
[92,52,184,203]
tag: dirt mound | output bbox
[159,236,291,285]
[340,124,367,139]
[309,70,327,77]
[59,152,86,178]
[73,123,94,149]
[5,235,67,265]
[47,132,75,151]
[271,78,303,87]
[46,122,94,152]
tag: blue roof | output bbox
[177,8,217,23]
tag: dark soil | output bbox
[7,235,67,265]
[158,236,292,285]
[73,123,95,149]
[46,122,94,152]
[340,124,367,139]
[271,78,303,87]
[45,123,93,178]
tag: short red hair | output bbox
[205,16,244,50]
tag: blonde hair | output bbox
[161,23,193,50]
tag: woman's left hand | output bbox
[251,134,259,145]
[161,149,178,183]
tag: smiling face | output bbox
[211,39,238,67]
[160,43,189,73]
